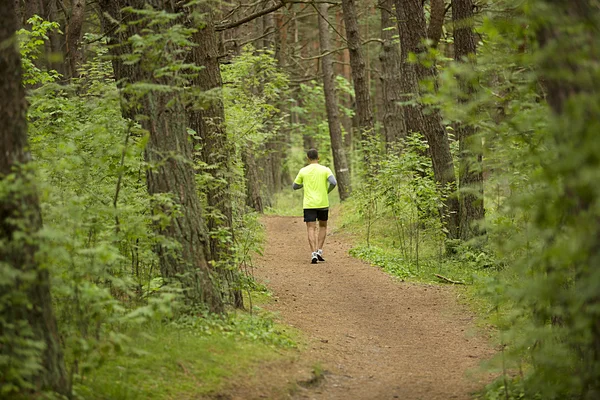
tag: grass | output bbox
[77,297,300,400]
[333,197,503,324]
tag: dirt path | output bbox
[254,215,494,400]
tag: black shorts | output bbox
[304,208,329,223]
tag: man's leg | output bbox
[306,221,319,264]
[317,220,327,250]
[306,221,318,253]
[304,209,319,263]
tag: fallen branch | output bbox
[434,274,465,285]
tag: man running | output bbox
[293,148,337,264]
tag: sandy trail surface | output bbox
[253,215,493,400]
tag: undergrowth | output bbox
[80,308,297,400]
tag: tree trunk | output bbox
[395,0,460,238]
[317,2,351,201]
[98,0,223,312]
[262,5,282,202]
[14,0,22,27]
[0,0,69,394]
[65,0,86,79]
[186,3,243,308]
[427,0,446,48]
[243,148,264,213]
[341,0,376,169]
[379,0,407,150]
[452,0,484,240]
[22,0,41,23]
[262,1,276,50]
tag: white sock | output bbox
[312,251,318,257]
[317,249,323,255]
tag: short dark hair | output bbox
[307,148,319,160]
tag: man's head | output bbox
[307,148,319,162]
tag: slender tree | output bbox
[98,0,223,312]
[395,0,460,238]
[65,0,86,78]
[316,2,351,200]
[427,0,446,48]
[378,0,406,149]
[452,0,484,239]
[341,0,376,169]
[0,0,69,393]
[243,149,264,212]
[261,3,281,207]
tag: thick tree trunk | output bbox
[427,0,446,48]
[98,0,223,312]
[143,95,223,311]
[317,2,351,201]
[186,4,243,308]
[395,0,460,238]
[379,0,407,150]
[341,0,376,169]
[65,0,86,78]
[452,0,484,239]
[0,0,69,394]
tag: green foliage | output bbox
[221,46,290,206]
[2,13,292,397]
[356,1,600,398]
[343,2,600,397]
[344,134,445,266]
[17,16,61,85]
[79,313,296,399]
[23,41,181,390]
[222,46,289,148]
[173,311,296,348]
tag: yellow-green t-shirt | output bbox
[294,163,334,209]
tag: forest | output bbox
[1,0,599,399]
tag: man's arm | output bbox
[293,170,303,190]
[327,175,337,193]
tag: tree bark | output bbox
[262,6,282,202]
[0,0,69,393]
[243,148,264,213]
[452,0,484,240]
[14,0,22,27]
[98,0,223,312]
[185,3,243,308]
[379,0,407,150]
[341,0,376,169]
[395,0,460,238]
[427,0,446,48]
[65,0,86,78]
[45,0,64,76]
[317,2,351,201]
